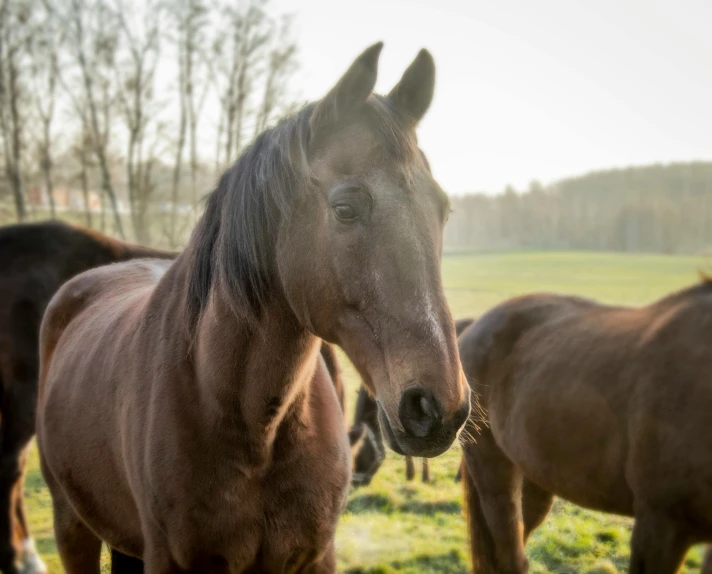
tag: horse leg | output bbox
[51,488,102,574]
[628,509,689,574]
[421,458,430,483]
[12,449,47,574]
[462,433,528,574]
[307,545,336,574]
[0,374,38,574]
[111,549,145,574]
[142,543,186,574]
[405,456,415,481]
[521,479,554,542]
[702,546,712,574]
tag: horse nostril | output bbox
[398,388,441,438]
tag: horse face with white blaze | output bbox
[279,43,470,457]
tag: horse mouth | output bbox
[376,402,455,458]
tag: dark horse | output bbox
[459,285,712,573]
[352,317,475,486]
[0,220,175,574]
[37,44,469,573]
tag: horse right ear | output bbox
[311,42,383,131]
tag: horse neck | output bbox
[191,281,320,466]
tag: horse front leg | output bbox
[304,544,336,574]
[462,424,528,574]
[405,456,415,481]
[421,458,430,483]
[628,507,689,574]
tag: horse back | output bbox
[39,259,172,384]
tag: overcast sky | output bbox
[272,0,712,195]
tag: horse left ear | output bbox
[311,42,383,130]
[388,49,435,123]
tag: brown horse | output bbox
[0,220,175,574]
[37,44,469,573]
[352,317,476,486]
[459,285,712,573]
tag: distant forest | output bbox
[445,162,712,254]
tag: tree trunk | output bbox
[42,117,56,218]
[74,14,124,238]
[8,56,25,221]
[170,38,188,246]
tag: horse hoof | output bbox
[19,540,48,574]
[20,557,48,574]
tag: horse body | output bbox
[461,286,712,573]
[40,258,348,570]
[0,221,174,574]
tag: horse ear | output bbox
[388,49,435,123]
[311,42,383,129]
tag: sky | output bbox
[271,0,712,195]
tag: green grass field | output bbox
[23,251,712,573]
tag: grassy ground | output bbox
[24,251,711,573]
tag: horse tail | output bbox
[461,457,498,574]
[110,549,144,574]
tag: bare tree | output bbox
[253,15,297,138]
[50,0,125,237]
[0,0,299,239]
[168,0,209,245]
[211,1,297,172]
[0,0,32,221]
[69,117,95,226]
[113,0,161,243]
[27,3,62,218]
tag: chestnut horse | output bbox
[0,220,174,574]
[352,317,475,486]
[459,285,712,573]
[37,44,469,573]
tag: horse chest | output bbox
[156,452,347,571]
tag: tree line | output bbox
[445,162,712,254]
[0,0,297,246]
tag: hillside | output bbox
[445,161,712,254]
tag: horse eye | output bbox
[333,203,359,222]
